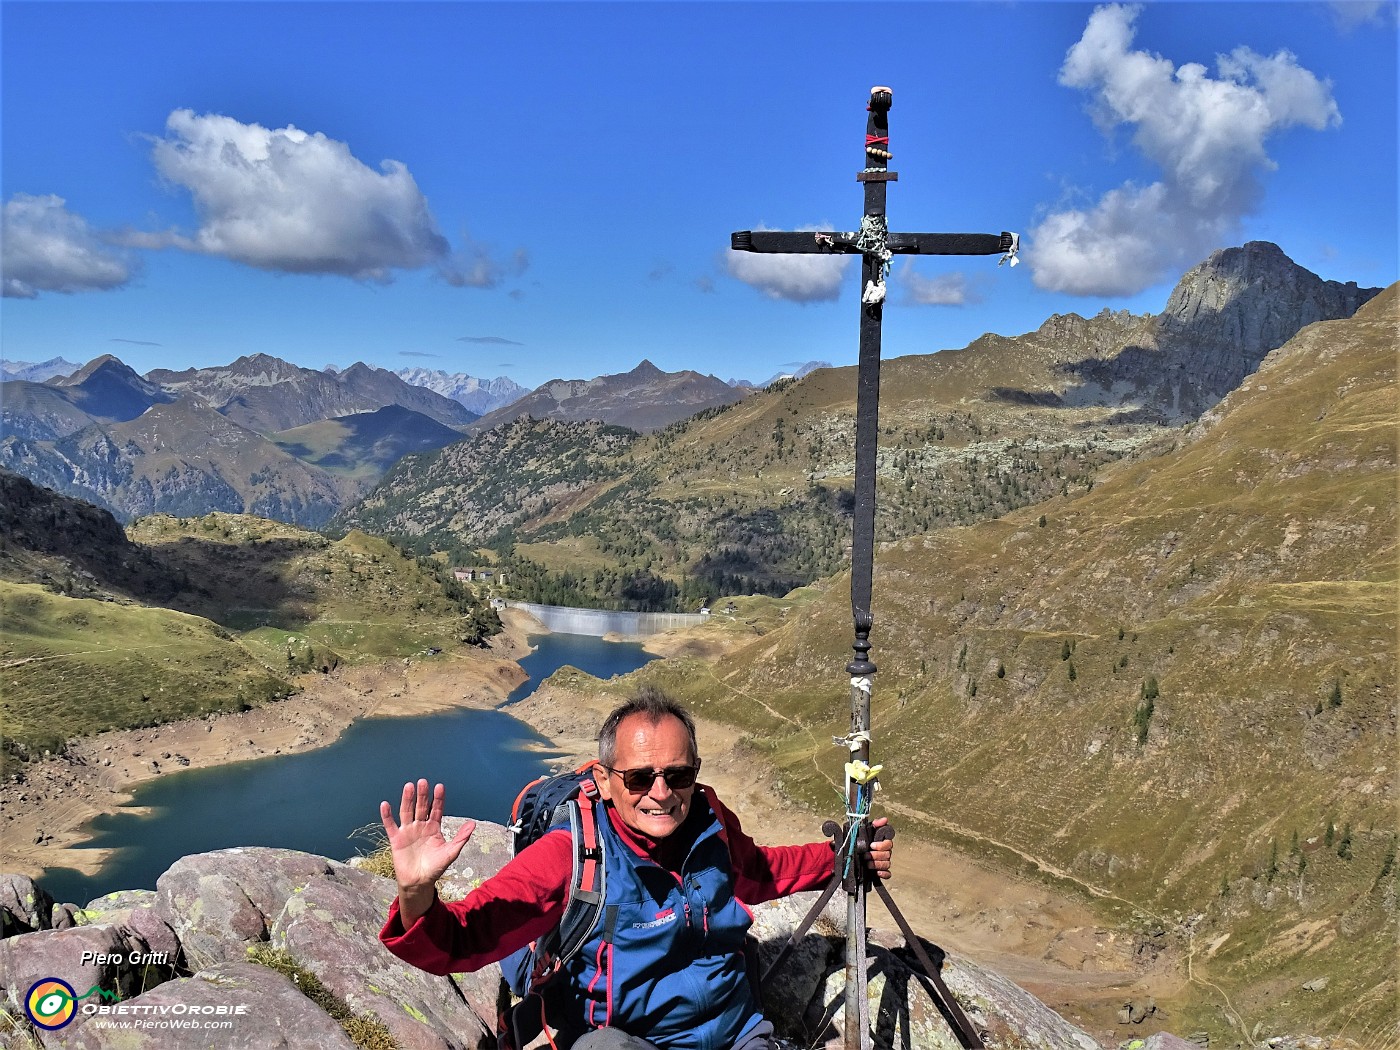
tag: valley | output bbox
[0,242,1393,1045]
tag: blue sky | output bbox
[2,1,1396,389]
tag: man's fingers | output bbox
[415,779,432,822]
[429,783,447,825]
[398,781,416,829]
[379,799,397,839]
[452,819,477,844]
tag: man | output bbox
[379,687,892,1050]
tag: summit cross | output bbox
[731,86,1016,1050]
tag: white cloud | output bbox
[726,227,851,302]
[1330,1,1395,31]
[1030,3,1341,296]
[149,110,450,280]
[2,194,135,298]
[898,265,980,306]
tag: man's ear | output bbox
[592,764,612,802]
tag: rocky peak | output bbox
[44,355,174,421]
[224,353,305,384]
[51,355,145,389]
[1160,241,1381,358]
[337,361,381,381]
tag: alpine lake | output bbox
[36,627,657,904]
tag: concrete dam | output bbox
[508,602,706,641]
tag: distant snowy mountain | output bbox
[391,367,529,415]
[0,357,84,383]
[728,361,832,388]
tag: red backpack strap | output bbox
[576,778,602,895]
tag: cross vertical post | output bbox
[732,86,1016,1050]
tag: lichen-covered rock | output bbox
[81,890,182,967]
[49,905,81,931]
[804,939,1101,1050]
[271,866,494,1050]
[0,874,54,937]
[437,817,513,901]
[57,960,360,1049]
[750,891,843,1035]
[0,923,161,1044]
[1134,1035,1200,1050]
[153,848,358,969]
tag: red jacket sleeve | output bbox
[379,828,572,975]
[706,787,835,906]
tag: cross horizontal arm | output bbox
[730,231,852,254]
[731,230,1015,256]
[888,232,1014,256]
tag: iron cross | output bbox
[732,85,1015,682]
[731,86,1014,1050]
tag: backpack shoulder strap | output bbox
[554,779,606,966]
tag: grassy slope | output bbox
[625,290,1398,1041]
[2,513,498,759]
[0,583,289,755]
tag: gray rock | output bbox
[1137,1035,1202,1050]
[153,848,359,969]
[271,866,494,1050]
[81,889,183,969]
[437,818,513,901]
[57,961,359,1049]
[0,874,54,937]
[802,939,1101,1050]
[49,905,80,931]
[750,892,843,1035]
[0,822,1117,1050]
[1300,976,1328,992]
[1116,998,1156,1025]
[0,923,165,1044]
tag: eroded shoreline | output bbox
[0,610,538,880]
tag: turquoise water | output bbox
[36,632,654,904]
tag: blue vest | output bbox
[542,789,761,1050]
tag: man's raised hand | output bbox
[379,779,475,924]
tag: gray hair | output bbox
[597,686,699,767]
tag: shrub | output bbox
[1132,698,1155,744]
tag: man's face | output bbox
[594,713,697,840]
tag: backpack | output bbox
[498,763,608,1050]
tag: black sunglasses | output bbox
[603,763,701,793]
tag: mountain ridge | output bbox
[467,359,750,434]
[341,241,1382,609]
[390,366,528,415]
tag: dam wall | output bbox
[508,601,706,640]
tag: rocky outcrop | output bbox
[1065,241,1382,421]
[0,825,1111,1049]
[1160,242,1378,359]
